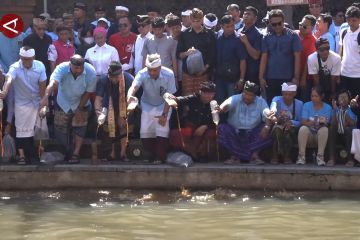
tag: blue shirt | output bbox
[50,62,97,113]
[320,32,336,52]
[216,32,247,78]
[261,28,302,80]
[301,101,332,124]
[7,60,47,107]
[133,66,177,112]
[269,96,303,127]
[226,94,268,130]
[0,33,25,72]
[238,25,263,82]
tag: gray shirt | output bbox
[142,34,177,69]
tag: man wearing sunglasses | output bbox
[259,9,302,104]
[297,15,317,102]
[109,16,137,72]
[307,38,341,102]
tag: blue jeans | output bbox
[215,79,237,104]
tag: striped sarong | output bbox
[218,123,272,161]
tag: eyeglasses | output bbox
[270,21,282,27]
[299,23,307,29]
[318,46,330,52]
[119,24,128,28]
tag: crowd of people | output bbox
[0,0,360,167]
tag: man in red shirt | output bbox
[297,15,317,101]
[109,16,136,72]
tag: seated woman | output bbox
[297,86,332,166]
[169,81,217,162]
[328,90,357,167]
[263,82,303,164]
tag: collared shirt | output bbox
[238,25,263,82]
[50,62,97,113]
[339,26,360,78]
[7,60,47,107]
[235,19,244,31]
[0,32,24,72]
[109,32,137,69]
[23,33,52,72]
[225,94,268,130]
[269,96,304,127]
[132,32,153,74]
[176,27,216,73]
[132,66,177,111]
[85,43,119,75]
[142,33,177,69]
[48,40,75,66]
[261,28,302,80]
[296,31,317,77]
[177,93,213,126]
[216,31,247,78]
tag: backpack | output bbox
[341,29,360,56]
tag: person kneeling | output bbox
[216,81,272,164]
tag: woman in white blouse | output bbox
[85,27,119,76]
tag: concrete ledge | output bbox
[0,163,360,191]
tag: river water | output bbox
[0,189,359,240]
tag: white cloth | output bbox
[19,47,35,58]
[281,82,297,92]
[15,104,38,138]
[140,103,172,138]
[131,32,153,74]
[145,56,161,68]
[85,43,119,75]
[339,27,360,78]
[115,6,129,12]
[351,129,360,162]
[307,50,341,76]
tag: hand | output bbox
[39,106,47,119]
[350,95,359,108]
[332,99,337,110]
[259,78,268,91]
[4,123,11,135]
[319,116,326,124]
[74,108,87,124]
[299,79,306,90]
[284,120,292,131]
[239,33,249,44]
[0,90,7,99]
[163,92,178,108]
[39,96,49,109]
[157,115,167,126]
[292,77,299,86]
[186,47,196,56]
[127,96,138,113]
[235,79,244,91]
[97,112,106,125]
[260,125,270,139]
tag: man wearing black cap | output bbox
[146,5,161,21]
[91,5,109,28]
[95,61,134,161]
[73,2,91,34]
[40,54,97,163]
[216,81,272,164]
[142,17,178,76]
[169,81,217,161]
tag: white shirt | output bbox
[130,32,153,74]
[308,50,341,76]
[339,26,360,78]
[85,43,119,75]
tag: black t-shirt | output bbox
[23,33,52,72]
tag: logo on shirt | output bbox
[0,14,24,38]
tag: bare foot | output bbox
[345,160,355,167]
[224,156,241,165]
[326,159,336,167]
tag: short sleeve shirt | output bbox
[7,60,47,106]
[307,51,341,76]
[301,101,332,124]
[50,62,97,113]
[132,66,177,111]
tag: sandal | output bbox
[17,157,27,165]
[224,156,241,165]
[326,159,336,167]
[345,160,355,167]
[68,154,80,164]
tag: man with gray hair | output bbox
[127,54,177,164]
[0,46,47,164]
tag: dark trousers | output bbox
[341,76,360,99]
[142,137,169,162]
[15,137,37,160]
[328,125,353,160]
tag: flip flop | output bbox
[17,157,27,165]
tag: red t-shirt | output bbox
[297,30,317,80]
[109,32,137,65]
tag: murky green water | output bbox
[0,189,359,239]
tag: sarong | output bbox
[15,104,38,138]
[182,73,208,96]
[218,123,272,161]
